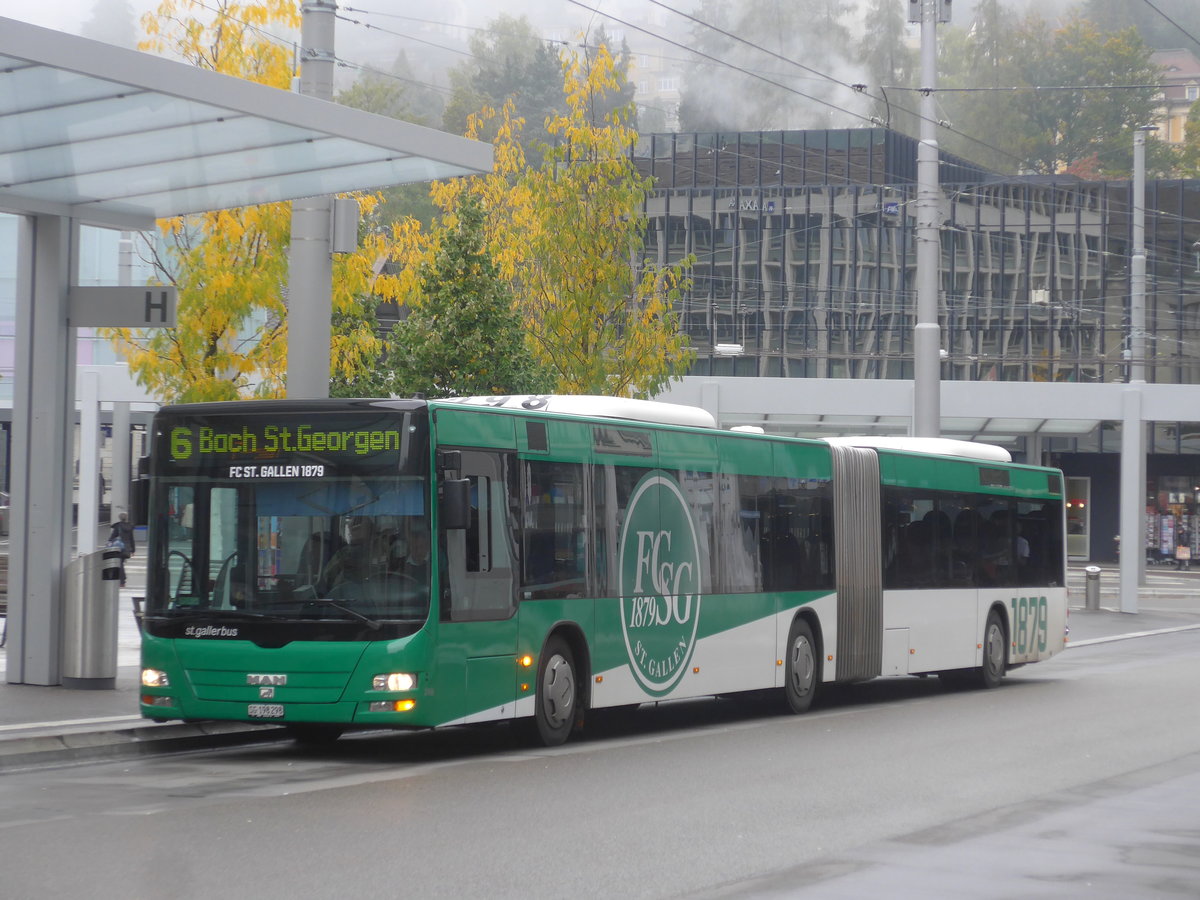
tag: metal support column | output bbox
[79,372,100,554]
[913,0,944,437]
[111,401,131,517]
[8,214,77,684]
[286,0,337,400]
[1119,386,1144,614]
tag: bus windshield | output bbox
[145,405,431,631]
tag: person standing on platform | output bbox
[108,511,136,587]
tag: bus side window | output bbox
[521,460,586,599]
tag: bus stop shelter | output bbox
[0,16,493,684]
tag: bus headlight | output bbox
[373,672,416,691]
[141,668,170,688]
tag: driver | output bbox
[400,529,431,585]
[317,516,388,595]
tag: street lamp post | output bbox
[1119,126,1155,611]
[912,0,948,437]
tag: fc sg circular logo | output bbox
[618,471,702,695]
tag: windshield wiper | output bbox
[157,609,279,623]
[310,598,382,630]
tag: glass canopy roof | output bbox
[0,17,493,228]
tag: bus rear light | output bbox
[369,699,416,713]
[372,673,416,691]
[141,668,170,687]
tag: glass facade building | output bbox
[636,129,1200,561]
[635,129,1200,387]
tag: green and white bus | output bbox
[139,395,1067,745]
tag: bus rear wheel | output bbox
[533,637,579,746]
[978,610,1007,689]
[784,618,820,714]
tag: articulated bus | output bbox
[139,395,1067,745]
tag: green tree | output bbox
[435,45,695,398]
[338,53,439,125]
[382,195,554,398]
[939,8,1167,177]
[1179,101,1200,176]
[937,0,1028,171]
[1084,0,1200,55]
[337,52,441,228]
[1013,14,1163,176]
[442,15,565,161]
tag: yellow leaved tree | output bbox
[104,0,415,401]
[431,44,694,399]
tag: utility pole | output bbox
[1129,128,1150,386]
[287,0,337,399]
[911,0,949,438]
[1120,126,1154,610]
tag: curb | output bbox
[0,720,286,771]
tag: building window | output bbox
[1189,85,1199,101]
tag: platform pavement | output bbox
[0,564,1197,769]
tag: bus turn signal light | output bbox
[370,699,416,713]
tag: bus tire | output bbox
[784,618,820,714]
[285,724,344,746]
[978,609,1007,689]
[534,636,578,746]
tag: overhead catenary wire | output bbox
[1140,0,1200,51]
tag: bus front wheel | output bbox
[784,618,820,714]
[978,610,1007,689]
[285,724,345,746]
[533,636,579,746]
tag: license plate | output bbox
[248,703,285,718]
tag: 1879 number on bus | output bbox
[1010,596,1049,655]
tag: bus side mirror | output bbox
[441,478,470,530]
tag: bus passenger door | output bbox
[438,449,520,723]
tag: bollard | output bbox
[1084,565,1102,611]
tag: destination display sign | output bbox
[168,424,403,461]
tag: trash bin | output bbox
[61,548,122,689]
[1084,565,1102,611]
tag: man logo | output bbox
[618,471,702,695]
[246,674,287,686]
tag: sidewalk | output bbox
[0,555,285,768]
[0,564,1197,769]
